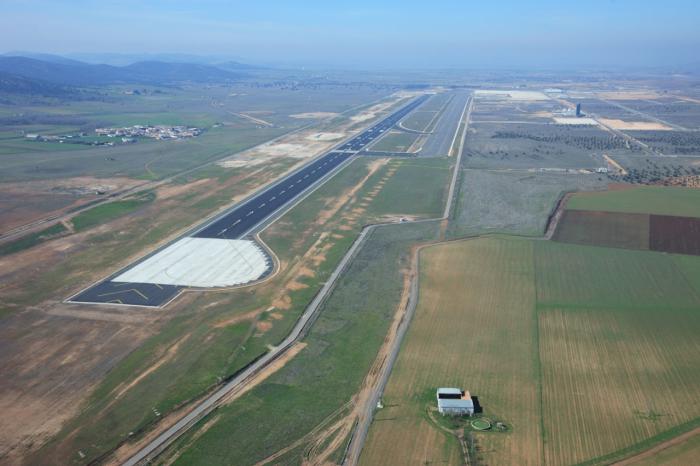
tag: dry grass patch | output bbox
[599,118,672,131]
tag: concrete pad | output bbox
[113,238,269,287]
[475,90,550,101]
[553,117,599,125]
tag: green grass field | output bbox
[400,110,438,132]
[0,222,68,258]
[365,158,451,219]
[448,170,606,238]
[360,236,700,466]
[567,186,700,217]
[70,192,156,232]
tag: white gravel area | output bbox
[113,238,269,287]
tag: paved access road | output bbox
[68,95,428,307]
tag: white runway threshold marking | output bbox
[113,237,269,287]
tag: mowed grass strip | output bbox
[364,158,451,219]
[70,192,156,232]
[567,185,700,218]
[0,222,68,257]
[401,110,438,132]
[360,237,543,466]
[370,131,419,152]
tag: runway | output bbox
[417,91,470,157]
[67,94,428,307]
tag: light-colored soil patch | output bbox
[113,334,191,400]
[213,308,265,328]
[218,158,268,168]
[286,280,310,291]
[598,91,662,100]
[0,176,141,232]
[604,154,628,175]
[553,117,599,125]
[0,312,155,463]
[232,112,273,127]
[532,110,554,118]
[255,321,273,333]
[599,118,672,131]
[351,100,402,123]
[304,132,344,142]
[289,112,339,119]
[475,90,550,101]
[157,178,211,200]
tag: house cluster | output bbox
[25,133,82,142]
[95,125,202,141]
[25,132,118,147]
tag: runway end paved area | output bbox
[69,281,182,307]
[113,238,269,287]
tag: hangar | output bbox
[436,387,475,415]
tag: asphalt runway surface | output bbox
[68,95,428,307]
[417,91,470,157]
[194,151,352,239]
[70,281,182,307]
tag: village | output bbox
[95,124,202,140]
[24,124,202,147]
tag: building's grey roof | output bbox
[438,398,474,409]
[437,387,462,395]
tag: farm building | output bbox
[436,387,474,415]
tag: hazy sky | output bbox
[2,0,699,68]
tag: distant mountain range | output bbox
[0,71,81,97]
[0,54,255,93]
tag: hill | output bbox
[0,71,80,97]
[0,56,245,86]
